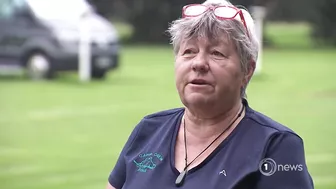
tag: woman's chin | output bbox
[184,93,214,106]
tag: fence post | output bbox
[250,6,266,75]
[79,15,91,82]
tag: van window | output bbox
[0,0,15,18]
[0,0,27,19]
[27,0,92,21]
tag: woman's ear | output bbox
[243,60,256,86]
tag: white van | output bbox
[0,0,120,79]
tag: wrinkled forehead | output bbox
[179,22,234,49]
[180,34,232,48]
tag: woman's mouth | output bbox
[190,79,211,85]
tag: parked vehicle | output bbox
[0,0,120,79]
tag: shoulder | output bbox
[247,107,304,145]
[143,107,184,121]
[237,101,308,166]
[126,107,184,146]
[241,99,304,148]
[242,101,305,156]
[245,105,299,138]
[138,107,185,128]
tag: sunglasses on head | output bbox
[182,4,250,39]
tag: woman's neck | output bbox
[184,101,244,141]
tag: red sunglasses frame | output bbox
[182,4,250,39]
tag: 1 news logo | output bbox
[259,158,303,176]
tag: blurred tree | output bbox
[89,0,320,44]
[124,0,203,43]
[87,0,111,17]
[123,0,273,44]
[266,0,313,22]
[89,0,194,43]
[309,0,336,46]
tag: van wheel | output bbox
[91,69,107,79]
[26,53,53,80]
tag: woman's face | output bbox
[175,35,249,110]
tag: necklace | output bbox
[175,104,245,187]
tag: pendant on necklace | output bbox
[175,169,187,187]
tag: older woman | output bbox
[106,0,314,188]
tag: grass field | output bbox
[1,23,336,189]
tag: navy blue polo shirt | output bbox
[108,100,314,189]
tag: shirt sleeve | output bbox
[256,131,314,189]
[108,120,142,189]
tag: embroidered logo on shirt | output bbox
[133,152,164,172]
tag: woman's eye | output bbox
[183,49,195,55]
[211,51,225,57]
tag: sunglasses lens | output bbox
[184,5,208,16]
[214,7,237,18]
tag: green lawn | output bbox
[1,22,336,189]
[0,46,335,189]
[265,22,313,49]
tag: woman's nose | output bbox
[191,54,209,74]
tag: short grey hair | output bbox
[167,0,259,98]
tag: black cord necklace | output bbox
[175,104,245,187]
